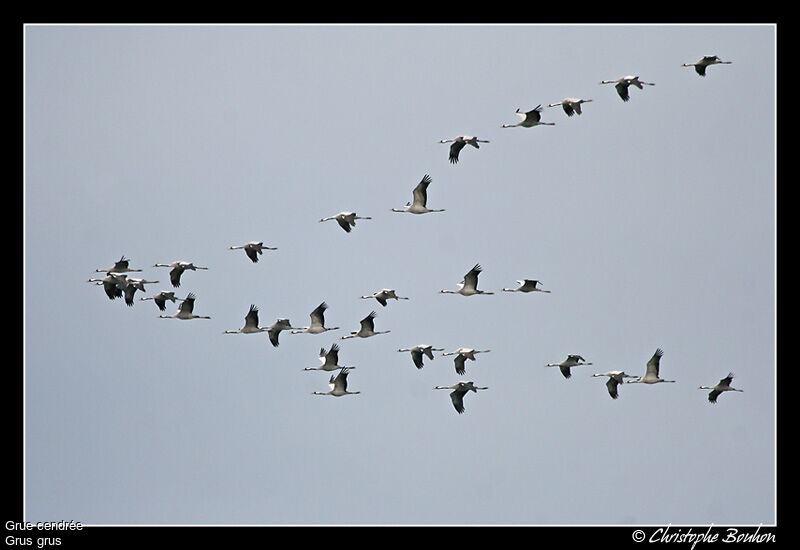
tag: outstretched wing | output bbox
[449,141,466,164]
[463,263,482,290]
[336,217,352,232]
[450,387,468,414]
[169,267,184,287]
[646,348,664,377]
[412,174,432,207]
[360,311,377,332]
[411,349,424,369]
[606,377,620,399]
[615,82,630,101]
[525,105,543,122]
[310,302,328,326]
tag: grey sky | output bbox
[24,24,775,525]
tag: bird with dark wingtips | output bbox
[434,381,488,414]
[546,354,593,379]
[699,373,742,403]
[682,55,732,77]
[438,136,489,164]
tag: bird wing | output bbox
[268,328,281,347]
[463,263,482,290]
[361,311,377,332]
[154,296,167,311]
[336,217,352,232]
[245,304,259,328]
[695,65,707,76]
[615,82,630,101]
[411,349,424,369]
[375,294,388,307]
[310,302,328,326]
[560,366,572,379]
[334,368,350,392]
[245,247,259,263]
[412,174,432,207]
[606,377,620,399]
[719,373,734,387]
[646,348,664,377]
[179,293,196,314]
[525,105,543,122]
[103,280,122,300]
[422,346,435,360]
[562,103,575,116]
[450,388,467,414]
[326,343,340,365]
[454,355,467,375]
[169,267,183,287]
[123,285,137,306]
[449,141,466,164]
[708,389,721,403]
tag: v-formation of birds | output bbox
[87,55,740,413]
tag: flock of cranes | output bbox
[87,54,742,413]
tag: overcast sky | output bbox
[24,24,775,525]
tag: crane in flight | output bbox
[312,367,360,397]
[158,293,211,320]
[391,174,445,214]
[592,371,637,399]
[501,279,551,294]
[626,348,675,385]
[502,105,555,128]
[682,55,732,76]
[547,98,593,117]
[360,289,409,307]
[438,136,489,164]
[546,355,593,379]
[341,311,390,340]
[152,261,208,288]
[442,348,491,376]
[440,263,494,296]
[397,344,445,369]
[599,75,655,102]
[698,373,743,403]
[319,212,372,233]
[291,302,340,335]
[229,241,277,263]
[434,381,488,414]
